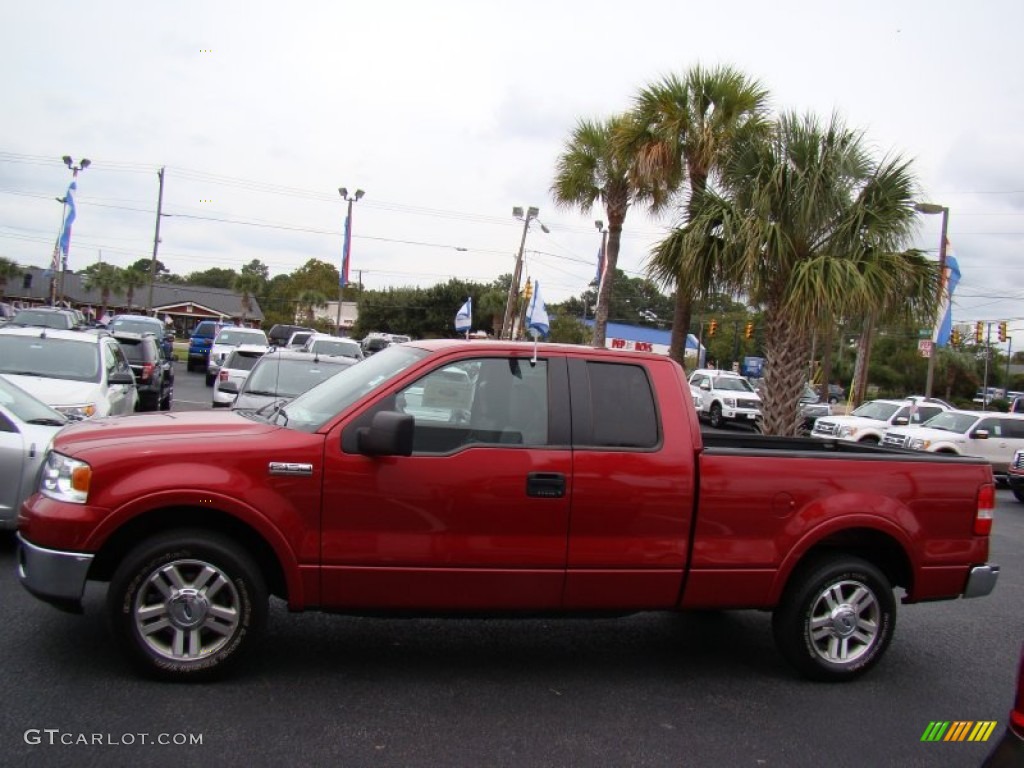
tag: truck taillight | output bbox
[219,369,229,381]
[975,484,994,536]
[141,362,154,382]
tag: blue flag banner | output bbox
[526,280,549,338]
[59,180,77,258]
[933,244,961,347]
[340,212,352,287]
[455,297,472,333]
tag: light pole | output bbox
[588,219,608,325]
[56,155,90,305]
[915,202,949,398]
[501,206,548,340]
[337,187,364,334]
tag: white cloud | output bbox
[2,0,1023,336]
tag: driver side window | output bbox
[395,357,549,453]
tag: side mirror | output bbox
[109,371,135,386]
[893,417,909,426]
[357,411,414,456]
[970,429,989,440]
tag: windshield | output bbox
[309,339,361,358]
[11,310,72,329]
[275,344,428,431]
[109,317,163,335]
[0,375,68,424]
[0,335,100,381]
[850,401,900,420]
[216,329,267,346]
[245,356,354,398]
[920,412,980,433]
[713,376,755,392]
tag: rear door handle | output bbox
[526,472,565,498]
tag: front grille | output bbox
[813,422,838,437]
[736,398,761,410]
[882,434,908,449]
[1012,452,1024,471]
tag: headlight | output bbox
[40,452,92,504]
[908,438,931,450]
[723,397,737,408]
[53,403,97,420]
[838,426,857,438]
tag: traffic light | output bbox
[744,321,753,339]
[998,321,1008,343]
[708,319,718,337]
[950,328,961,346]
[975,321,984,344]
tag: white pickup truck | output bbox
[810,396,951,445]
[687,369,762,428]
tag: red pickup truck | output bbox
[16,340,999,682]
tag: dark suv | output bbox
[268,324,315,348]
[187,320,233,372]
[114,331,174,411]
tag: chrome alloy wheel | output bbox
[806,579,881,665]
[133,559,241,661]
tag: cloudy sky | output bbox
[2,0,1022,337]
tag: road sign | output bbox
[918,328,933,339]
[918,339,933,358]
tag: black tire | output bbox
[205,373,215,387]
[859,435,880,446]
[186,359,196,372]
[139,392,160,412]
[772,555,896,682]
[1013,488,1024,504]
[709,403,724,429]
[159,387,173,411]
[107,530,267,682]
[828,396,839,405]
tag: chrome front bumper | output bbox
[963,564,1000,598]
[16,534,94,613]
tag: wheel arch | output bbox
[88,507,289,603]
[772,526,913,603]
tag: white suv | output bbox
[810,396,951,445]
[687,369,762,428]
[206,327,269,386]
[882,410,1024,477]
[0,326,137,418]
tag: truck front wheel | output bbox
[709,403,725,429]
[772,556,895,682]
[107,530,268,681]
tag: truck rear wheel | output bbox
[107,530,267,681]
[772,556,895,682]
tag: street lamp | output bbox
[55,155,90,305]
[501,206,548,339]
[337,187,365,333]
[915,202,950,398]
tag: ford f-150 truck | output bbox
[16,340,999,682]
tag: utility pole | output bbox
[501,206,546,340]
[146,167,165,313]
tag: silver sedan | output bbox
[0,376,69,529]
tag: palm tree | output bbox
[681,112,936,435]
[551,113,668,348]
[120,267,149,312]
[0,256,22,299]
[81,263,124,320]
[627,65,770,364]
[233,273,264,325]
[295,289,327,327]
